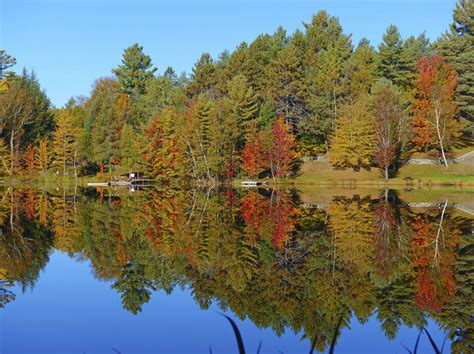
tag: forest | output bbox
[0,186,472,352]
[0,0,472,182]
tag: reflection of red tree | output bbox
[23,190,36,220]
[22,145,36,174]
[270,191,296,250]
[412,216,457,311]
[240,191,268,240]
[240,190,297,250]
[143,190,180,254]
[224,190,237,208]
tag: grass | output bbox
[216,314,447,354]
[292,160,474,188]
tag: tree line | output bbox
[0,0,472,180]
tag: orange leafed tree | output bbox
[22,144,36,174]
[412,55,460,167]
[241,122,267,178]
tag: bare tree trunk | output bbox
[9,130,14,175]
[384,164,389,180]
[73,146,77,179]
[434,101,448,168]
[433,200,448,265]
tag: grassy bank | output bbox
[292,160,474,188]
[0,173,93,191]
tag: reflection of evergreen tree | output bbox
[112,261,156,314]
[0,279,15,308]
[375,274,425,339]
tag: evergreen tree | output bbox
[0,50,16,79]
[344,39,377,98]
[301,11,352,148]
[437,0,474,122]
[20,70,54,150]
[267,46,306,130]
[112,43,157,98]
[398,34,431,92]
[226,74,258,140]
[376,25,410,87]
[86,78,122,172]
[186,53,216,98]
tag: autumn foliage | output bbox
[412,55,460,155]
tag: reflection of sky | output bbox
[1,252,450,354]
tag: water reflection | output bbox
[0,187,472,352]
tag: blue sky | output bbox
[1,0,457,107]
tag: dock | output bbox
[241,180,268,187]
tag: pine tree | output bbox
[301,12,352,148]
[0,50,16,79]
[398,34,431,92]
[226,74,258,141]
[112,43,157,98]
[86,78,122,172]
[344,39,377,98]
[437,0,474,121]
[329,94,374,170]
[376,25,412,88]
[196,96,212,149]
[267,46,306,130]
[186,53,216,98]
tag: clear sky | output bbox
[1,0,457,107]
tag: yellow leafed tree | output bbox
[329,94,374,171]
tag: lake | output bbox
[0,186,472,354]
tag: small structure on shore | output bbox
[241,180,268,187]
[87,171,156,188]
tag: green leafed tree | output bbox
[112,43,157,98]
[436,0,474,122]
[376,25,408,88]
[0,50,16,79]
[267,45,306,131]
[186,53,216,98]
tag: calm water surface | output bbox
[0,187,472,354]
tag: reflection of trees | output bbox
[0,187,471,352]
[0,189,53,291]
[411,204,459,311]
